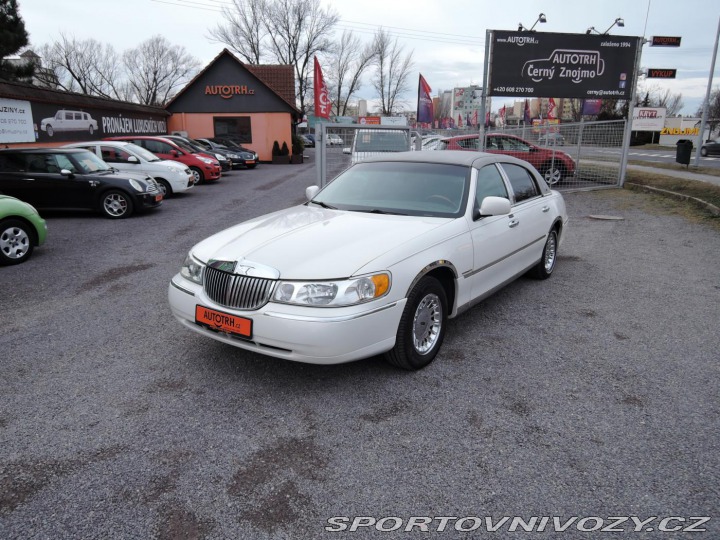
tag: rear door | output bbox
[0,152,37,204]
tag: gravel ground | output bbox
[0,158,718,540]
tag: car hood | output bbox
[192,205,449,279]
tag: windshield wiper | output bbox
[309,200,337,209]
[354,208,408,216]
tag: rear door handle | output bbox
[542,205,550,213]
[508,219,519,228]
[23,178,35,181]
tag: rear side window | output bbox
[499,163,540,203]
[456,137,479,150]
[0,153,26,172]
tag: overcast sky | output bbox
[17,0,720,115]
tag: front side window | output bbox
[475,165,509,209]
[101,146,132,163]
[500,163,539,203]
[501,137,531,152]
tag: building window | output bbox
[214,117,252,143]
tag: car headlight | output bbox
[129,179,145,192]
[214,153,225,161]
[180,253,205,284]
[198,157,214,164]
[241,152,254,159]
[272,272,390,307]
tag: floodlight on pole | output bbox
[518,13,547,32]
[603,17,625,34]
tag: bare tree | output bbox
[370,28,414,115]
[208,0,266,64]
[326,31,375,117]
[123,36,201,106]
[210,0,338,116]
[37,34,123,99]
[637,82,684,116]
[695,87,720,134]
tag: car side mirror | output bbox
[476,196,511,219]
[170,149,180,157]
[127,156,139,163]
[305,185,320,200]
[60,168,74,178]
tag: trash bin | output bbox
[676,139,693,165]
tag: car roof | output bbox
[0,147,90,154]
[65,140,133,147]
[360,150,528,169]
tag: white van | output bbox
[348,129,411,164]
[64,141,195,197]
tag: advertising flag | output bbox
[417,74,434,124]
[523,99,531,124]
[314,56,331,119]
[548,97,557,120]
[499,105,506,121]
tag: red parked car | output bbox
[438,133,575,185]
[105,136,221,184]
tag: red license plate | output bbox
[245,160,255,164]
[195,305,252,338]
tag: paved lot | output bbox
[1,159,718,539]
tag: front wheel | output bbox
[190,167,203,184]
[100,190,133,219]
[530,229,558,279]
[155,178,172,197]
[0,219,35,265]
[88,125,94,135]
[542,163,565,186]
[46,124,54,137]
[700,147,708,157]
[385,276,447,370]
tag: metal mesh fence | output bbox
[316,120,626,191]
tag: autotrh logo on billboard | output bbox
[524,50,605,84]
[488,31,640,99]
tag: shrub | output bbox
[272,141,281,156]
[280,141,290,156]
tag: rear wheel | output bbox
[700,147,708,157]
[0,219,35,265]
[46,124,54,137]
[530,229,558,279]
[542,163,565,185]
[385,276,447,370]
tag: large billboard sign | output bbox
[0,98,35,143]
[632,107,666,131]
[488,31,641,99]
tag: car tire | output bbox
[88,125,94,135]
[385,276,447,370]
[100,190,134,219]
[46,125,54,137]
[700,147,708,157]
[190,167,204,184]
[542,163,565,185]
[156,178,172,197]
[0,219,35,265]
[530,228,558,280]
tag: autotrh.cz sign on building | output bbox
[488,31,641,99]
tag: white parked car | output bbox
[64,141,195,197]
[326,133,344,146]
[40,110,98,137]
[168,151,568,370]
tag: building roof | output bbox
[0,79,169,116]
[164,49,299,115]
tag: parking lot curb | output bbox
[625,182,720,216]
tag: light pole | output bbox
[518,13,547,32]
[694,16,720,166]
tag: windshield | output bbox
[124,143,161,162]
[69,150,112,173]
[311,161,470,218]
[174,139,201,153]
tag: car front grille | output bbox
[203,266,276,310]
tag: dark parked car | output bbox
[438,133,576,185]
[162,135,232,172]
[299,134,315,148]
[208,138,259,168]
[0,148,162,219]
[194,138,259,169]
[700,137,720,157]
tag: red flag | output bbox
[314,56,331,119]
[523,99,531,124]
[499,105,506,120]
[548,97,557,120]
[457,114,463,128]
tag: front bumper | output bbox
[168,274,405,364]
[136,192,163,211]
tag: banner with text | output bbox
[0,98,35,143]
[488,31,640,99]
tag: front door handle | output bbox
[508,219,519,228]
[542,205,550,213]
[23,178,36,181]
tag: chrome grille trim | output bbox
[203,266,276,310]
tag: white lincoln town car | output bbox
[168,151,568,370]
